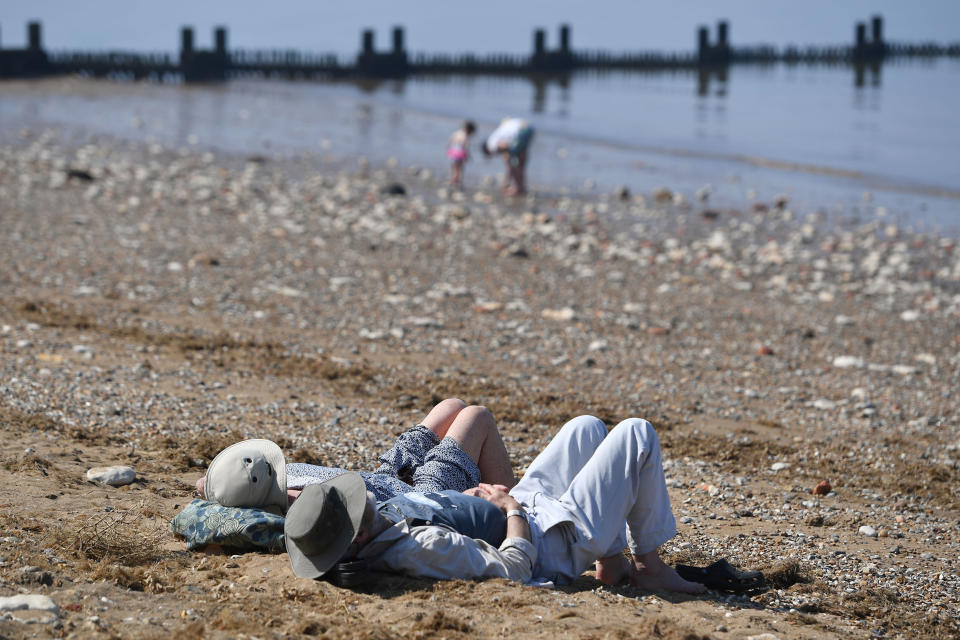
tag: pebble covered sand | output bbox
[0,128,958,639]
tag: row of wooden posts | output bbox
[0,15,946,82]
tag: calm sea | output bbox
[2,1,958,229]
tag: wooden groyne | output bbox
[1,16,958,82]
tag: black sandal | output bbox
[675,558,765,593]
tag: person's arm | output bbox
[504,506,529,542]
[395,525,536,582]
[464,483,530,543]
[371,483,537,582]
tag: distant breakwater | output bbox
[1,15,958,83]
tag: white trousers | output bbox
[510,415,677,584]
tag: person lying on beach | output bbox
[447,119,476,189]
[482,117,535,195]
[284,414,706,593]
[195,398,515,511]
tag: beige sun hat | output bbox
[203,439,287,510]
[284,472,367,579]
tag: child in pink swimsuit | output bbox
[447,120,476,189]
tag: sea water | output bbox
[1,1,958,229]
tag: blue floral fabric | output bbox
[288,425,481,501]
[170,499,285,552]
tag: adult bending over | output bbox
[483,117,535,196]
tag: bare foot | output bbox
[595,554,631,585]
[632,564,706,594]
[631,551,706,594]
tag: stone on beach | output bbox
[0,595,58,613]
[0,594,59,623]
[588,340,608,352]
[832,356,865,368]
[86,466,137,486]
[541,308,576,322]
[652,186,673,202]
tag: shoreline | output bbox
[5,119,958,244]
[2,75,959,234]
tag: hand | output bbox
[463,482,520,513]
[463,483,510,497]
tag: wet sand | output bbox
[0,131,958,639]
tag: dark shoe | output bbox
[324,560,369,588]
[675,558,765,593]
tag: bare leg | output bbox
[380,398,515,489]
[421,398,467,439]
[450,161,463,188]
[513,152,527,195]
[444,405,516,488]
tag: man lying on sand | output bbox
[195,398,515,510]
[284,414,706,593]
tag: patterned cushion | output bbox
[170,499,285,552]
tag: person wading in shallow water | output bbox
[196,398,516,509]
[283,414,707,593]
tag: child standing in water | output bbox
[447,120,476,189]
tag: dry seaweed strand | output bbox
[49,501,168,566]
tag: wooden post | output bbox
[717,21,728,47]
[533,29,545,56]
[181,27,194,56]
[698,26,709,61]
[215,26,227,55]
[392,26,404,54]
[871,15,883,44]
[28,21,41,51]
[362,29,374,55]
[855,23,866,48]
[559,24,570,53]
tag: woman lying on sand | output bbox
[195,398,516,511]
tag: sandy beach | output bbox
[0,129,958,639]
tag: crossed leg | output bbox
[519,416,704,594]
[421,399,516,488]
[378,398,516,490]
